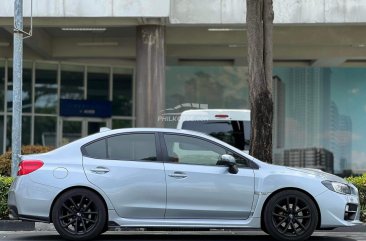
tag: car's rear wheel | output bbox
[263,190,318,241]
[52,188,107,241]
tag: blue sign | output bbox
[60,99,112,118]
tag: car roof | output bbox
[61,127,238,152]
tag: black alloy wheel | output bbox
[52,188,107,241]
[263,190,318,241]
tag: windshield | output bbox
[182,120,250,151]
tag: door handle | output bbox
[168,171,187,179]
[90,166,110,174]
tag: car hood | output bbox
[285,167,347,184]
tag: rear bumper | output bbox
[7,176,60,222]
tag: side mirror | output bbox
[218,154,239,174]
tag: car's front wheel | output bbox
[52,188,107,241]
[263,190,318,241]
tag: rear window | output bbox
[82,133,157,161]
[182,120,250,151]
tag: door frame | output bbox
[58,117,112,146]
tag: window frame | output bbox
[159,132,258,169]
[81,131,163,162]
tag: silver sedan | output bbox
[8,128,361,241]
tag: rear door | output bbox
[82,132,166,219]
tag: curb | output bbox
[0,220,34,231]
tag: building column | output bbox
[135,25,165,127]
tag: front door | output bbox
[162,133,255,220]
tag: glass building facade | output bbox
[1,59,365,175]
[166,66,366,175]
[0,59,134,151]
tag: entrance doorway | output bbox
[59,118,111,146]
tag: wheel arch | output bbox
[260,187,322,230]
[49,185,109,226]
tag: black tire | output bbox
[52,188,107,241]
[263,190,318,241]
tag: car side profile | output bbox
[8,128,361,241]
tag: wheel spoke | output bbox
[62,204,74,213]
[84,200,93,210]
[74,218,79,234]
[275,217,288,228]
[69,197,77,209]
[61,218,76,228]
[291,222,298,235]
[294,218,306,231]
[272,212,286,218]
[80,217,87,233]
[280,221,291,234]
[293,198,298,212]
[60,213,74,219]
[286,197,290,211]
[82,217,96,223]
[275,204,287,213]
[83,211,98,215]
[79,195,85,208]
[296,214,311,219]
[296,206,309,214]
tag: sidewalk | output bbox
[1,220,365,232]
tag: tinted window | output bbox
[164,134,226,166]
[107,133,157,161]
[182,120,250,151]
[84,139,107,159]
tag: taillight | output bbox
[17,160,44,176]
[215,114,229,118]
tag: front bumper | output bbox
[316,189,362,228]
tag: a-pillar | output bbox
[135,25,165,127]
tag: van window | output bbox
[181,120,250,151]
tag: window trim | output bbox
[159,132,258,169]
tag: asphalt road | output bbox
[0,231,366,241]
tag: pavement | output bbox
[1,221,365,232]
[0,230,366,241]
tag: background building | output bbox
[284,147,334,174]
[1,0,366,174]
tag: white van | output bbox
[177,109,251,153]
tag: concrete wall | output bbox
[170,0,366,24]
[2,0,366,24]
[0,0,170,17]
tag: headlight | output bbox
[322,180,352,195]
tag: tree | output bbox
[246,0,274,163]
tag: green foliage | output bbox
[346,174,366,222]
[0,145,53,176]
[0,176,13,219]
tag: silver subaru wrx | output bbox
[8,128,361,241]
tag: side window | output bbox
[83,139,107,159]
[164,134,226,166]
[107,133,157,161]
